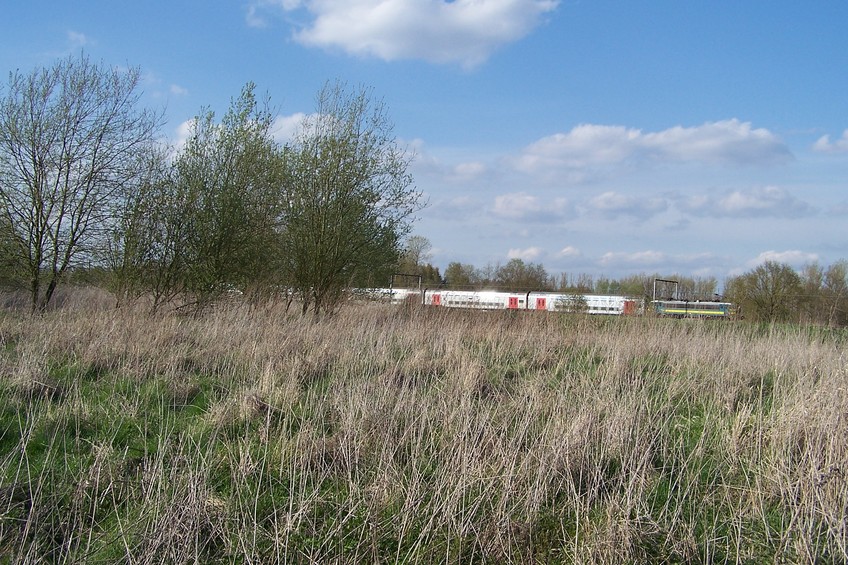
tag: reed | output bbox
[1,294,845,563]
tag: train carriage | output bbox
[651,299,735,319]
[422,289,640,315]
[368,288,734,319]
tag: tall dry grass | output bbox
[0,293,846,563]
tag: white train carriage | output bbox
[528,293,639,315]
[422,289,639,315]
[422,289,528,310]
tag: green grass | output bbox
[0,296,846,562]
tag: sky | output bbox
[2,1,848,287]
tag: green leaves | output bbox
[281,81,422,315]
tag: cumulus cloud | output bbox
[813,130,848,153]
[507,246,543,261]
[585,191,668,220]
[747,250,819,267]
[516,119,792,176]
[679,186,814,218]
[173,119,196,152]
[491,192,572,222]
[270,112,308,143]
[254,0,559,67]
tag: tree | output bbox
[444,262,478,289]
[281,81,422,316]
[398,235,432,272]
[823,260,848,327]
[108,143,177,309]
[556,272,594,293]
[395,235,441,286]
[495,258,551,291]
[799,262,825,324]
[114,84,286,312]
[0,54,161,312]
[174,85,286,307]
[725,261,802,323]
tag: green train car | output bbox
[651,300,736,319]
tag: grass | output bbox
[0,292,846,563]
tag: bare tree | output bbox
[0,54,160,312]
[398,235,432,271]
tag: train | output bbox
[357,288,735,319]
[360,288,637,315]
[650,299,736,318]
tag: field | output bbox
[1,291,846,563]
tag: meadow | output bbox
[1,291,846,563]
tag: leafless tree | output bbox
[0,54,161,311]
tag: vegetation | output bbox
[281,81,421,316]
[443,258,554,292]
[439,258,848,328]
[441,260,720,300]
[0,54,161,313]
[0,57,420,317]
[114,84,287,312]
[1,291,846,562]
[726,260,848,326]
[395,235,442,287]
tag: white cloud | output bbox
[516,119,791,176]
[246,5,268,28]
[517,124,641,172]
[557,245,581,258]
[491,191,571,222]
[260,0,559,67]
[747,250,819,268]
[174,119,195,151]
[507,246,543,261]
[452,161,487,179]
[640,120,790,164]
[813,130,848,153]
[585,191,668,220]
[409,139,489,184]
[597,251,725,273]
[679,186,813,218]
[270,112,307,143]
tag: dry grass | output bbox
[0,292,846,563]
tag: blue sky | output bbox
[3,1,848,285]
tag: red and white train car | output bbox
[420,289,639,315]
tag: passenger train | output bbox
[358,288,735,319]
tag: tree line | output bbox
[397,253,848,327]
[0,54,421,316]
[3,55,844,327]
